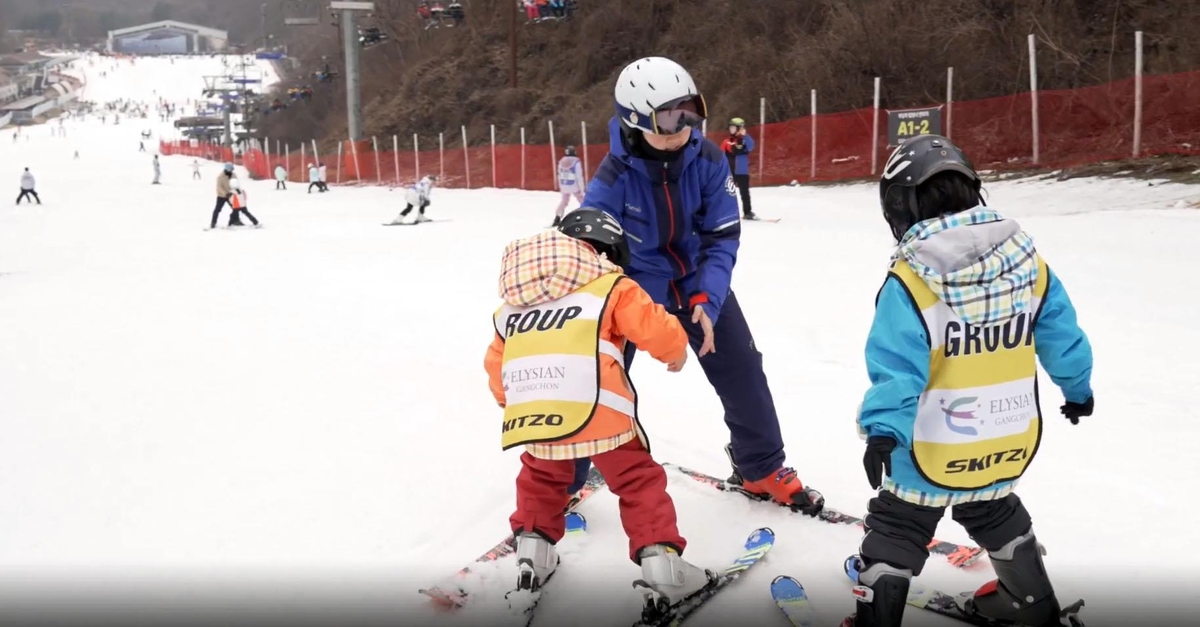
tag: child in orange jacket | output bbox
[485,209,714,612]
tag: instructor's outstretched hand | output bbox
[692,306,715,357]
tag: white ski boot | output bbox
[632,545,716,622]
[414,213,431,223]
[505,532,559,613]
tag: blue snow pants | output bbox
[567,290,786,492]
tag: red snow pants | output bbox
[510,439,686,563]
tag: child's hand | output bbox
[667,352,687,372]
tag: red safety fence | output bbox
[163,68,1200,189]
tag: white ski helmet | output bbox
[614,57,707,135]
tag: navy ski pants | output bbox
[568,290,786,492]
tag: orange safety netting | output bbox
[164,68,1200,189]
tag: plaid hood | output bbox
[499,230,621,307]
[892,208,1039,327]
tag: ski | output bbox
[744,217,782,223]
[771,575,817,627]
[632,526,775,627]
[844,558,1084,626]
[664,463,984,568]
[904,584,995,626]
[418,466,606,608]
[382,219,452,226]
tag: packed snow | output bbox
[1,54,1197,626]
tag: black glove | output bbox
[1060,396,1093,425]
[862,436,896,490]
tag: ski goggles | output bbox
[648,94,707,135]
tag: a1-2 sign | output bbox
[886,105,943,146]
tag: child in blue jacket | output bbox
[843,135,1093,627]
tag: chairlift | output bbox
[418,0,465,29]
[357,15,390,49]
[444,1,465,26]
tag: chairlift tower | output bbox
[330,1,373,141]
[203,75,236,147]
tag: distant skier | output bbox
[274,164,287,190]
[307,163,321,193]
[226,177,260,228]
[318,162,329,191]
[550,145,584,228]
[841,135,1093,627]
[139,140,145,152]
[209,162,236,229]
[721,117,756,220]
[16,168,41,205]
[484,213,713,613]
[152,155,161,184]
[191,159,201,180]
[389,175,436,224]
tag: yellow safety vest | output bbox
[493,273,633,450]
[890,257,1050,490]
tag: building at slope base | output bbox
[106,21,228,55]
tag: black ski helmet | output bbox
[558,208,630,267]
[564,145,576,157]
[879,134,982,241]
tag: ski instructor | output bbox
[571,56,824,514]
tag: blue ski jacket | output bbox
[860,266,1093,501]
[582,117,742,323]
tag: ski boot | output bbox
[725,443,824,515]
[840,560,911,627]
[959,531,1085,627]
[415,213,431,223]
[550,215,562,228]
[505,531,559,612]
[632,544,715,623]
[743,212,759,221]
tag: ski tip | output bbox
[565,511,587,534]
[844,554,862,582]
[747,527,776,548]
[770,575,806,597]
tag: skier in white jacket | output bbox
[274,165,287,190]
[152,155,162,185]
[551,145,584,227]
[318,163,329,191]
[16,168,40,205]
[307,163,322,193]
[390,175,437,224]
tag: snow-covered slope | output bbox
[0,54,1196,626]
